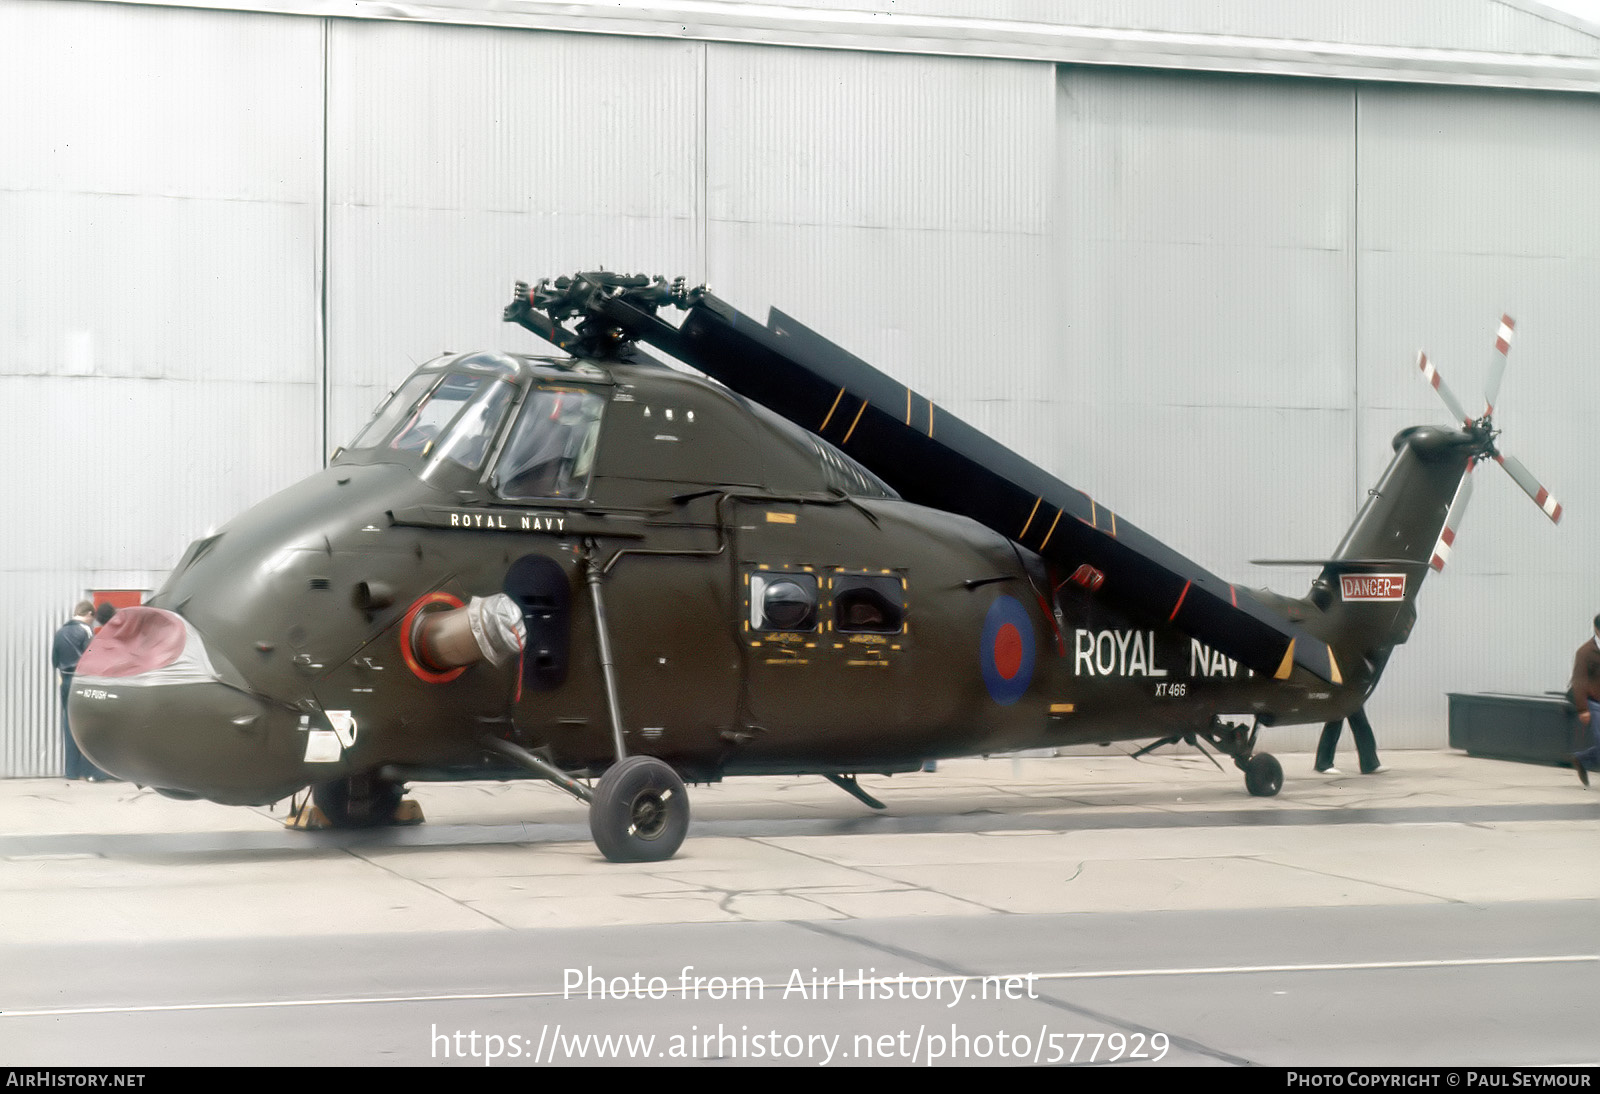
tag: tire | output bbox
[589,755,690,863]
[1244,752,1283,797]
[312,774,404,828]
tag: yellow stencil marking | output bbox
[1040,508,1064,549]
[819,387,846,432]
[1019,498,1042,539]
[842,399,869,444]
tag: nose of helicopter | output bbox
[68,607,309,804]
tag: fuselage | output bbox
[70,351,1382,805]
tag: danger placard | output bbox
[1340,573,1407,601]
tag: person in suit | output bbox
[52,600,106,780]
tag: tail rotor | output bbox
[1418,314,1563,574]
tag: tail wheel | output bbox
[1244,753,1283,797]
[589,756,690,863]
[312,774,405,828]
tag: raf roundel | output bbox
[980,595,1035,705]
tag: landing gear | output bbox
[589,755,690,863]
[311,773,407,828]
[1132,717,1282,798]
[1207,719,1282,798]
[480,726,693,863]
[1243,752,1284,797]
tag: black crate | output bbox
[1447,692,1583,766]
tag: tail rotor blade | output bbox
[1496,452,1563,524]
[1483,314,1514,418]
[1430,462,1476,572]
[1418,351,1472,427]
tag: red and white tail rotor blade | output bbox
[1483,314,1514,419]
[1496,452,1563,524]
[1418,351,1473,428]
[1430,462,1476,572]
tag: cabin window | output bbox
[492,388,607,501]
[832,574,906,634]
[750,573,819,632]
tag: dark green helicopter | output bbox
[68,275,1560,862]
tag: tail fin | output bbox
[1293,314,1563,698]
[1306,425,1475,692]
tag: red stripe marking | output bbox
[1441,527,1455,546]
[1230,584,1237,608]
[1503,314,1515,330]
[1169,581,1191,622]
[1496,337,1510,355]
[1552,504,1564,523]
[1535,488,1549,506]
[1430,555,1445,572]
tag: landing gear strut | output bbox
[1204,718,1282,797]
[1133,717,1282,797]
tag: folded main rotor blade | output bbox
[1496,452,1563,524]
[1418,351,1473,427]
[667,297,1341,686]
[1429,461,1476,572]
[1483,314,1514,418]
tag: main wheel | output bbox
[589,756,690,863]
[312,774,405,828]
[1243,752,1283,797]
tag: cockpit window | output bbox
[423,377,516,476]
[347,369,516,479]
[492,388,606,501]
[348,372,440,452]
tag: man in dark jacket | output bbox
[51,601,105,780]
[1569,614,1600,788]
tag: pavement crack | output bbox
[340,847,518,930]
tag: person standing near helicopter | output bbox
[1314,707,1383,776]
[1567,614,1600,788]
[52,600,106,780]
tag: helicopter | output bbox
[68,274,1562,862]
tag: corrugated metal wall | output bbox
[4,0,1597,772]
[1054,66,1600,749]
[1354,82,1600,745]
[0,0,324,776]
[700,45,1057,468]
[324,21,705,445]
